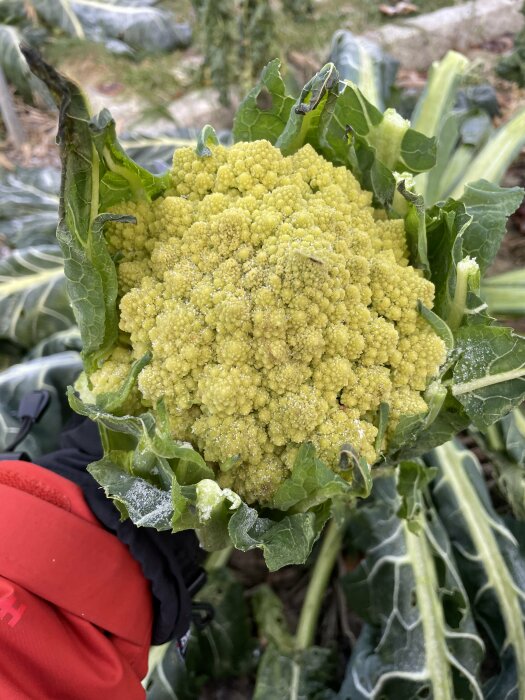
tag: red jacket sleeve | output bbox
[0,460,153,700]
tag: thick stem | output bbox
[294,519,343,651]
[206,545,233,571]
[446,256,479,332]
[411,51,470,139]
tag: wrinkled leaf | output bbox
[425,197,472,323]
[271,443,351,512]
[24,51,116,370]
[88,452,174,528]
[453,325,525,429]
[229,502,330,571]
[0,166,60,248]
[339,477,484,699]
[276,62,340,156]
[233,58,295,144]
[90,109,168,209]
[0,245,74,350]
[24,50,167,373]
[69,389,330,568]
[459,180,524,274]
[319,80,435,208]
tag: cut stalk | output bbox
[446,256,480,331]
[412,51,469,200]
[411,51,470,139]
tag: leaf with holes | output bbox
[233,58,295,144]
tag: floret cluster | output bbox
[93,140,446,504]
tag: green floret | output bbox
[101,140,447,505]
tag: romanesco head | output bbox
[103,140,447,505]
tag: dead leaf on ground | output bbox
[379,1,419,17]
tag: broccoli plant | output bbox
[2,46,525,697]
[22,47,525,557]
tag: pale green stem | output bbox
[446,257,480,332]
[206,545,233,572]
[411,51,470,138]
[404,518,454,700]
[412,51,469,200]
[452,367,525,397]
[485,423,505,452]
[294,519,343,651]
